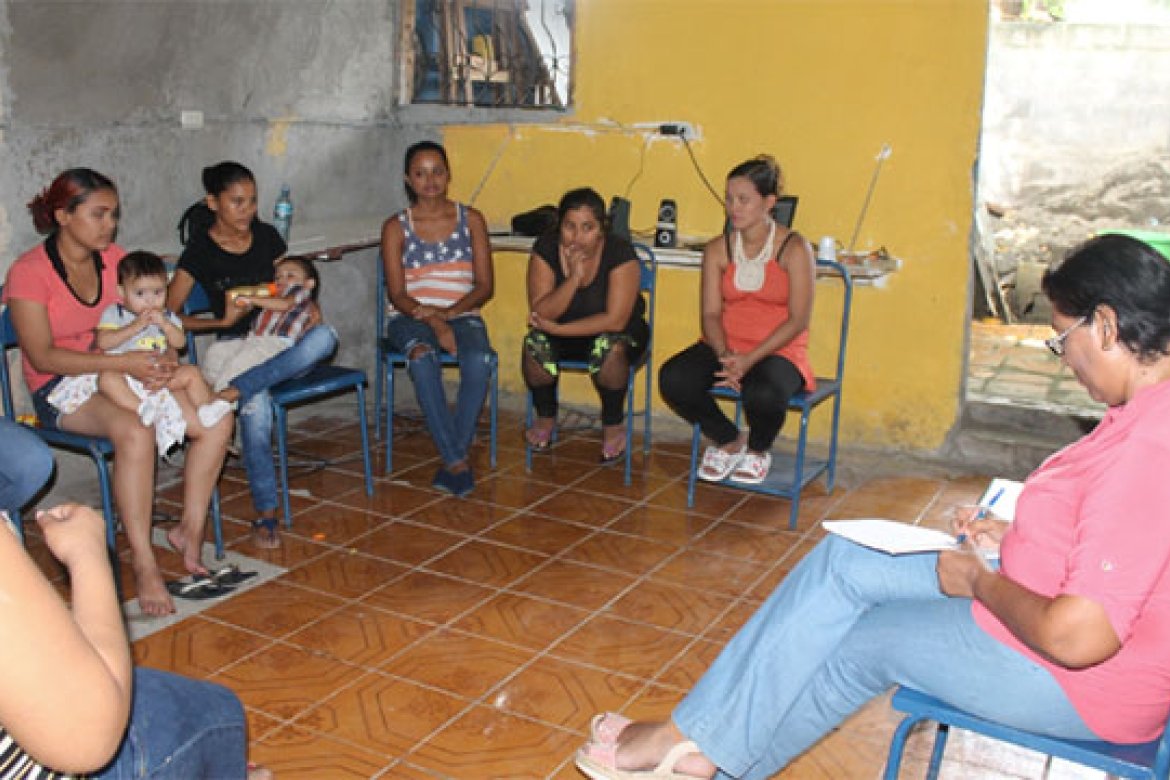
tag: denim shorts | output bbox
[30,376,63,430]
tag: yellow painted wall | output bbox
[444,0,988,451]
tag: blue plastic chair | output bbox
[373,255,498,474]
[0,289,223,558]
[884,685,1170,779]
[182,282,373,528]
[685,258,852,529]
[523,243,657,486]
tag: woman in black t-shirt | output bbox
[167,162,337,549]
[523,187,648,463]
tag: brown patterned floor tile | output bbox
[362,570,495,624]
[562,530,677,575]
[607,504,717,545]
[296,670,468,756]
[552,615,692,679]
[608,579,735,635]
[213,642,365,720]
[218,485,319,525]
[227,527,334,568]
[410,705,581,779]
[382,628,531,697]
[285,465,367,499]
[624,682,687,718]
[572,464,674,500]
[530,489,634,526]
[331,479,440,518]
[490,655,643,734]
[281,549,409,599]
[453,592,591,651]
[647,480,746,517]
[405,495,517,534]
[424,539,549,587]
[202,580,345,638]
[471,473,558,509]
[826,475,947,523]
[245,707,284,744]
[654,637,723,690]
[354,521,469,566]
[512,558,636,610]
[481,512,595,555]
[689,520,802,564]
[730,487,839,532]
[131,615,271,676]
[285,603,434,667]
[251,722,393,778]
[651,548,767,598]
[283,502,393,546]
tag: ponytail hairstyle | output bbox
[178,161,257,245]
[27,168,117,235]
[727,155,783,199]
[402,141,450,205]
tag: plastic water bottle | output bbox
[273,184,294,242]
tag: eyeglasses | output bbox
[1045,316,1088,357]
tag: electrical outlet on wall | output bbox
[658,122,697,140]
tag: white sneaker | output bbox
[197,399,236,428]
[730,451,772,485]
[697,445,745,482]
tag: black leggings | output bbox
[524,316,649,426]
[659,341,805,452]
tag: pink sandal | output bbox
[576,739,704,780]
[590,712,632,744]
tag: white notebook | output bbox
[979,478,1025,523]
[822,519,959,555]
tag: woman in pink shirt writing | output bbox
[576,234,1170,780]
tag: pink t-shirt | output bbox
[2,242,125,392]
[973,379,1170,743]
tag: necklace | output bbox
[733,218,776,292]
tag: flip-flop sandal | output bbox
[525,423,555,451]
[210,564,258,586]
[165,575,236,600]
[576,739,704,780]
[600,431,627,464]
[590,712,632,744]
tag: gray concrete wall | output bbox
[981,22,1170,205]
[0,0,452,388]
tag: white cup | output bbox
[818,236,837,263]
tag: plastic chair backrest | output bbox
[0,292,20,419]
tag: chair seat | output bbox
[35,426,116,456]
[271,365,367,406]
[887,686,1168,779]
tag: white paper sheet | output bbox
[823,519,959,555]
[979,478,1025,522]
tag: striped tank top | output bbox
[0,727,72,779]
[389,203,477,316]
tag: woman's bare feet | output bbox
[251,516,281,549]
[166,522,209,577]
[132,555,176,617]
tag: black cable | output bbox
[624,135,650,198]
[683,136,725,209]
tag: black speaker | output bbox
[654,198,677,248]
[608,196,631,241]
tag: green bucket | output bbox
[1099,229,1170,261]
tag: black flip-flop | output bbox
[210,564,258,587]
[165,575,235,600]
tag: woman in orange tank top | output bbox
[658,155,815,485]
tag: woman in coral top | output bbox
[659,155,815,485]
[2,169,232,618]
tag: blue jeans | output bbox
[384,315,493,466]
[231,325,337,514]
[0,417,54,515]
[674,536,1096,779]
[94,668,247,779]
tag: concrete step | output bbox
[941,401,1099,479]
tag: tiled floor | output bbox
[968,319,1103,418]
[27,406,1109,779]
